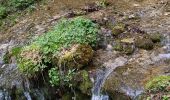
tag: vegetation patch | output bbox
[16,17,99,90]
[145,75,170,93]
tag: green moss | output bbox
[145,75,170,93]
[112,23,126,36]
[113,41,124,51]
[78,70,92,95]
[135,37,154,50]
[113,41,134,54]
[149,33,162,43]
[58,44,94,69]
[17,17,98,78]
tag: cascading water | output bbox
[91,57,127,100]
[158,35,170,59]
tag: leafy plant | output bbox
[145,75,170,93]
[9,0,36,10]
[0,6,7,19]
[17,43,46,77]
[34,17,99,55]
[17,17,99,78]
[48,68,75,87]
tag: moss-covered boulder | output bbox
[149,32,162,43]
[58,44,94,69]
[73,70,93,95]
[111,23,126,36]
[135,37,154,50]
[17,43,44,78]
[113,40,134,54]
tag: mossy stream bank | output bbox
[0,0,170,100]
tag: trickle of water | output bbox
[158,35,170,59]
[24,92,32,100]
[91,57,127,100]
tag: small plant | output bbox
[0,6,7,19]
[9,0,36,10]
[145,75,170,93]
[17,43,46,77]
[48,68,75,87]
[34,17,99,55]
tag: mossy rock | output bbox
[112,23,126,36]
[57,44,94,69]
[149,32,162,43]
[113,41,134,54]
[145,75,170,93]
[17,43,44,78]
[73,70,92,95]
[113,41,124,51]
[135,37,154,50]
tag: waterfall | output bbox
[91,57,127,100]
[158,35,170,59]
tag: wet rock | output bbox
[103,50,170,99]
[135,37,154,50]
[57,44,94,69]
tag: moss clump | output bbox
[149,33,162,43]
[112,23,126,36]
[113,41,134,54]
[17,43,44,77]
[17,17,99,78]
[58,44,94,69]
[145,75,170,93]
[78,70,92,95]
[113,41,124,51]
[135,37,154,50]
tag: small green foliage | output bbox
[17,44,45,77]
[17,17,98,78]
[9,0,36,10]
[112,23,126,36]
[48,68,75,87]
[145,75,170,93]
[0,6,7,19]
[78,70,92,94]
[35,17,99,55]
[149,32,162,43]
[48,68,60,87]
[162,95,170,100]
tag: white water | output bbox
[91,57,127,100]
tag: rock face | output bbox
[102,49,170,99]
[58,44,94,69]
